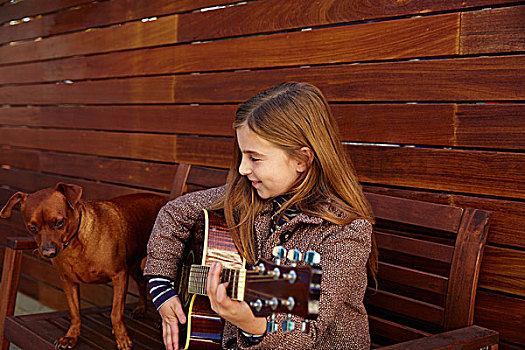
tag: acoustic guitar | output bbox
[176,209,322,349]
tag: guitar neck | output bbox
[188,265,247,301]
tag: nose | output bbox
[42,241,57,258]
[238,156,251,176]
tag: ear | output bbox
[0,192,27,218]
[55,183,83,209]
[297,147,314,173]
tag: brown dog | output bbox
[0,183,167,349]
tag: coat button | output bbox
[280,230,292,243]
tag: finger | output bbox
[216,282,230,304]
[173,298,187,324]
[170,320,179,350]
[163,319,173,350]
[206,262,221,297]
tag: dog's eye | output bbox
[28,225,38,233]
[55,219,65,229]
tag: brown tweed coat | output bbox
[144,186,371,349]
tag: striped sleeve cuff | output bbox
[240,330,265,344]
[146,275,177,310]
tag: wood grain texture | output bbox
[3,132,524,200]
[444,209,490,330]
[460,5,525,54]
[363,186,525,250]
[0,0,241,45]
[0,14,460,82]
[474,290,525,346]
[349,145,525,199]
[0,168,156,200]
[368,315,430,344]
[479,246,525,297]
[0,15,180,65]
[1,56,523,104]
[1,104,523,149]
[0,0,93,25]
[176,0,522,43]
[455,104,525,150]
[0,105,237,135]
[365,289,444,325]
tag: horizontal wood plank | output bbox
[479,246,525,297]
[1,104,524,150]
[0,168,159,200]
[455,104,525,150]
[380,325,499,350]
[0,14,460,81]
[0,105,237,135]
[365,288,444,326]
[460,5,525,54]
[366,192,463,232]
[0,15,180,66]
[474,290,525,346]
[350,145,525,200]
[0,0,93,25]
[0,56,523,104]
[368,315,430,343]
[0,127,178,162]
[376,231,454,263]
[176,0,521,43]
[0,149,176,191]
[377,262,448,295]
[0,0,241,45]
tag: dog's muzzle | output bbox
[42,242,57,258]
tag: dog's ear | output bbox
[56,183,83,209]
[0,192,28,218]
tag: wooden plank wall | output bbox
[0,0,523,348]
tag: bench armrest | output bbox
[380,325,498,350]
[6,236,37,251]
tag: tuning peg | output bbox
[272,246,286,265]
[304,250,320,265]
[287,248,302,266]
[281,296,295,311]
[267,314,278,333]
[249,299,263,312]
[282,314,295,332]
[253,262,266,275]
[283,269,296,284]
[265,297,278,310]
[301,320,311,333]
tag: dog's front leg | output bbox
[55,280,80,349]
[111,269,132,350]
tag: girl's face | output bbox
[236,125,306,199]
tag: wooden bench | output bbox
[0,164,498,349]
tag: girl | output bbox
[144,82,377,349]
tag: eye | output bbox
[55,219,65,229]
[250,156,261,162]
[28,224,38,233]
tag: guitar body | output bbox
[178,210,244,350]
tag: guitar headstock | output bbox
[244,247,322,332]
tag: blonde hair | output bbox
[214,82,377,278]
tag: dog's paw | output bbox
[54,336,77,349]
[115,335,133,350]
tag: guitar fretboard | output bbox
[188,265,246,301]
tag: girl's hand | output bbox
[207,262,267,335]
[158,296,186,350]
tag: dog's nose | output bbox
[42,246,57,258]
